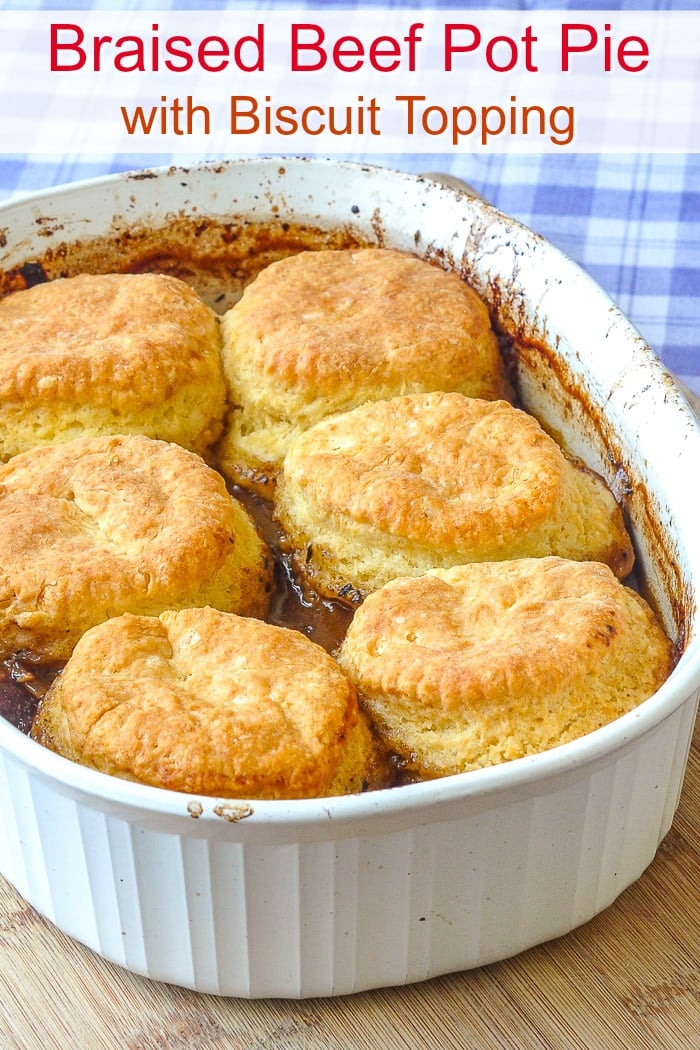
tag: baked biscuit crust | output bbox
[0,434,272,660]
[0,272,226,459]
[218,248,510,489]
[32,607,383,799]
[275,392,635,597]
[337,557,675,777]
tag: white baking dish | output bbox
[0,157,697,999]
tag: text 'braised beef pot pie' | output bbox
[274,391,634,599]
[32,606,388,799]
[0,272,226,459]
[217,248,511,491]
[0,434,272,661]
[336,557,675,780]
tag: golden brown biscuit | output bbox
[337,558,675,778]
[32,607,387,799]
[0,272,226,459]
[0,434,272,661]
[217,248,510,490]
[275,392,634,598]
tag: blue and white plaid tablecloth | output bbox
[1,0,698,395]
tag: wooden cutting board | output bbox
[0,711,697,1050]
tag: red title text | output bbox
[49,22,650,75]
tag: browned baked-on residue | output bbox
[471,282,688,649]
[0,216,375,314]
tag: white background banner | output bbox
[2,9,698,154]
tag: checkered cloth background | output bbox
[1,0,698,395]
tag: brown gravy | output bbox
[234,485,358,653]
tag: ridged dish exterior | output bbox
[0,691,696,998]
[0,159,698,998]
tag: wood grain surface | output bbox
[0,713,697,1050]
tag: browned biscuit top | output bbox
[282,393,563,548]
[0,272,219,407]
[340,559,663,707]
[337,558,674,775]
[226,248,504,395]
[275,392,634,595]
[33,607,363,799]
[0,434,271,659]
[0,272,226,457]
